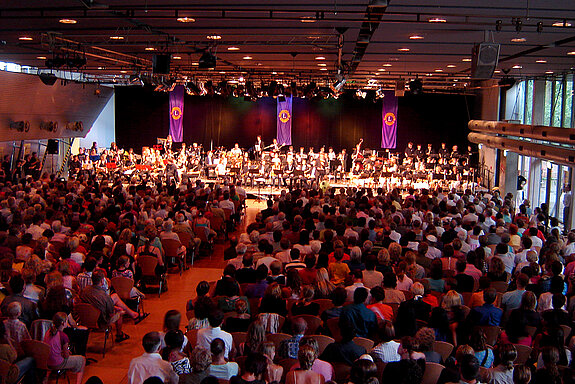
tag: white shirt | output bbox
[345,282,370,302]
[371,340,401,363]
[26,224,45,240]
[197,326,233,358]
[219,199,235,213]
[128,352,179,384]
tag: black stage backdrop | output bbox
[115,86,475,153]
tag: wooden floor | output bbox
[80,199,266,384]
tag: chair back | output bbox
[138,255,159,276]
[161,238,182,257]
[333,362,352,383]
[460,305,471,319]
[293,315,322,335]
[475,325,501,347]
[309,334,335,355]
[186,329,199,347]
[461,292,473,306]
[31,319,53,341]
[432,341,454,362]
[74,303,102,329]
[193,226,209,242]
[266,333,291,351]
[388,303,400,320]
[257,313,285,333]
[312,299,334,315]
[513,344,532,365]
[327,317,342,342]
[401,290,414,301]
[209,216,224,233]
[278,358,298,383]
[111,276,135,301]
[248,297,261,316]
[422,362,445,384]
[222,208,233,221]
[177,232,193,248]
[230,332,248,350]
[561,324,572,342]
[21,339,51,370]
[353,336,374,351]
[0,359,18,384]
[491,281,509,293]
[375,362,387,382]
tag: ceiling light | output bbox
[315,56,326,60]
[511,37,526,42]
[219,71,226,74]
[512,65,522,69]
[227,47,240,51]
[318,63,327,66]
[301,17,316,23]
[447,64,456,68]
[272,72,277,75]
[398,48,410,52]
[434,69,443,72]
[378,68,386,71]
[120,70,127,73]
[37,56,47,60]
[320,68,328,71]
[177,17,195,23]
[110,36,124,40]
[207,35,221,40]
[462,58,472,62]
[243,56,252,60]
[192,62,199,66]
[172,55,182,60]
[97,67,104,70]
[546,71,554,74]
[145,47,155,51]
[409,35,424,40]
[536,59,547,63]
[494,70,501,73]
[553,21,572,27]
[429,17,447,23]
[383,64,392,67]
[19,36,33,41]
[59,18,77,24]
[568,51,575,55]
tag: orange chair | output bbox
[161,238,185,275]
[292,314,322,335]
[309,334,335,355]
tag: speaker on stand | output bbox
[46,139,59,174]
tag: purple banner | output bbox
[381,91,398,149]
[169,85,184,142]
[277,95,292,145]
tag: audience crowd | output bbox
[0,173,574,384]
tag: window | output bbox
[552,80,563,127]
[525,80,533,125]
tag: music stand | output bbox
[248,169,264,201]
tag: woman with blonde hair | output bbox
[261,342,283,383]
[376,248,393,275]
[441,290,466,347]
[241,321,266,356]
[113,228,135,257]
[388,243,402,264]
[314,268,335,299]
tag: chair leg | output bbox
[159,280,162,298]
[103,328,108,358]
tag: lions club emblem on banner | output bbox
[384,112,396,126]
[279,109,291,123]
[170,106,182,120]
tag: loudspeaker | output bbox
[38,73,58,86]
[395,79,405,97]
[152,54,170,74]
[47,139,59,154]
[471,43,500,79]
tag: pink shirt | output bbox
[44,330,69,368]
[291,359,334,381]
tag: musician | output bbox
[415,144,424,162]
[254,136,264,159]
[271,152,283,187]
[271,139,281,152]
[284,157,296,187]
[439,143,449,159]
[26,152,41,179]
[165,135,173,152]
[328,147,337,173]
[338,149,348,174]
[404,142,415,160]
[308,147,316,160]
[110,142,119,154]
[77,147,87,162]
[296,147,307,163]
[450,145,460,160]
[231,143,242,157]
[205,151,215,166]
[353,138,363,160]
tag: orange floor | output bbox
[80,199,266,384]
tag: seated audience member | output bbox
[320,318,366,365]
[469,329,494,368]
[467,288,502,326]
[209,338,239,380]
[345,269,370,303]
[229,352,268,384]
[0,275,38,327]
[279,317,307,359]
[367,286,394,322]
[454,260,475,293]
[381,336,426,384]
[291,285,320,316]
[3,302,30,357]
[533,346,562,384]
[240,322,266,357]
[459,354,482,384]
[290,337,334,381]
[261,342,283,383]
[415,327,442,363]
[235,254,257,284]
[160,310,188,349]
[218,279,250,314]
[500,273,529,313]
[224,299,251,333]
[394,282,431,337]
[321,286,347,321]
[185,347,213,384]
[340,287,378,338]
[244,265,269,299]
[371,322,401,363]
[286,345,326,384]
[266,260,286,285]
[128,331,179,384]
[328,247,350,285]
[481,343,516,384]
[382,272,406,304]
[299,254,318,285]
[258,282,287,317]
[197,310,233,359]
[314,268,335,299]
[362,254,384,289]
[44,312,86,384]
[161,330,192,375]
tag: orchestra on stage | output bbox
[67,136,478,191]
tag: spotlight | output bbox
[185,81,201,95]
[355,89,367,99]
[333,78,346,92]
[495,20,503,31]
[409,78,423,95]
[514,18,522,32]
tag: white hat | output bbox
[359,354,374,362]
[426,235,437,243]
